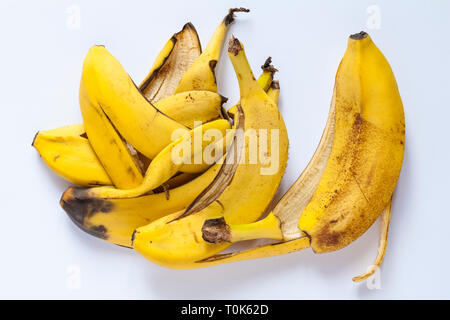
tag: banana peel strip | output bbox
[196,237,310,266]
[352,199,392,282]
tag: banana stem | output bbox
[204,8,250,60]
[267,81,280,104]
[228,37,265,98]
[227,57,277,117]
[202,212,284,244]
[258,57,277,91]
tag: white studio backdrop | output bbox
[0,0,449,299]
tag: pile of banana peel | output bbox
[33,9,405,282]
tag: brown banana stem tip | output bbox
[224,7,250,26]
[350,31,368,40]
[228,36,242,56]
[181,22,195,31]
[270,80,280,90]
[261,57,279,75]
[201,217,231,244]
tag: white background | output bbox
[1,0,449,299]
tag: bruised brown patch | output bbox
[316,224,342,248]
[354,113,363,127]
[88,225,108,240]
[60,187,114,240]
[201,217,231,244]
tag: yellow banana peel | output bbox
[132,37,289,268]
[200,32,405,282]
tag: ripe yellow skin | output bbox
[34,91,225,187]
[59,63,277,247]
[33,124,112,187]
[81,46,186,161]
[61,163,223,247]
[155,91,227,129]
[197,33,405,276]
[132,38,289,268]
[298,34,405,253]
[175,8,249,93]
[79,78,144,189]
[34,24,205,188]
[66,119,231,199]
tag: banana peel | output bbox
[132,37,289,268]
[200,32,404,282]
[60,61,278,247]
[175,8,249,93]
[140,22,202,102]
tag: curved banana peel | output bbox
[175,8,249,93]
[140,22,201,102]
[81,45,187,161]
[61,162,223,247]
[35,49,273,188]
[34,25,208,188]
[60,61,278,247]
[228,57,278,116]
[32,124,112,187]
[155,91,228,129]
[34,90,226,187]
[298,33,404,253]
[132,37,289,268]
[199,32,404,282]
[79,78,144,189]
[62,119,232,199]
[35,58,273,187]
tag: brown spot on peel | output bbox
[31,132,39,147]
[270,80,280,90]
[315,224,342,249]
[209,60,217,72]
[209,60,218,85]
[131,230,137,245]
[88,225,108,240]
